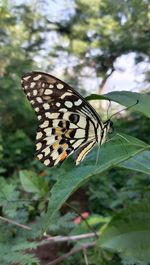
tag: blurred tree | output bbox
[48,0,150,93]
[0,1,51,173]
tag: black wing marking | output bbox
[21,71,103,166]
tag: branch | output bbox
[0,216,31,230]
[98,67,115,93]
[0,215,98,244]
[0,215,98,245]
[45,242,96,265]
[39,232,98,246]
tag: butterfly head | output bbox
[104,119,114,133]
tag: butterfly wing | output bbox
[21,71,103,166]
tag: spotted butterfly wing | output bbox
[21,72,111,167]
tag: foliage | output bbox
[98,202,150,263]
[0,1,150,264]
[0,1,52,176]
[0,175,77,264]
[50,0,150,90]
[43,132,148,228]
[0,239,39,265]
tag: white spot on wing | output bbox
[30,82,36,88]
[43,103,50,110]
[44,128,52,134]
[51,150,59,160]
[49,84,54,88]
[37,154,43,160]
[44,136,55,145]
[38,115,42,120]
[45,112,51,119]
[36,142,42,150]
[44,89,53,95]
[44,159,50,166]
[33,74,42,81]
[36,97,43,103]
[35,107,39,112]
[36,132,43,139]
[52,120,59,127]
[23,76,31,81]
[45,113,59,119]
[33,89,38,96]
[74,99,82,106]
[64,101,73,108]
[57,83,64,89]
[40,121,49,128]
[59,108,67,112]
[56,102,61,107]
[44,146,51,156]
[61,92,72,99]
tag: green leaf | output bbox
[119,150,150,175]
[19,170,49,197]
[0,178,18,203]
[20,170,39,193]
[86,91,150,118]
[0,177,21,218]
[42,134,148,231]
[98,202,150,263]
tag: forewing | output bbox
[21,71,101,166]
[21,71,102,124]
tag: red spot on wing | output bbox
[60,151,68,161]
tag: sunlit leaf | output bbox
[86,91,150,118]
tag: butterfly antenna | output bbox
[107,100,111,120]
[109,99,139,120]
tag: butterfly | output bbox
[21,72,113,167]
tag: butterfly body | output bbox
[21,72,113,167]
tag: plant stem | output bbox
[0,216,31,230]
[45,242,96,265]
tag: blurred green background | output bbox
[0,1,150,264]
